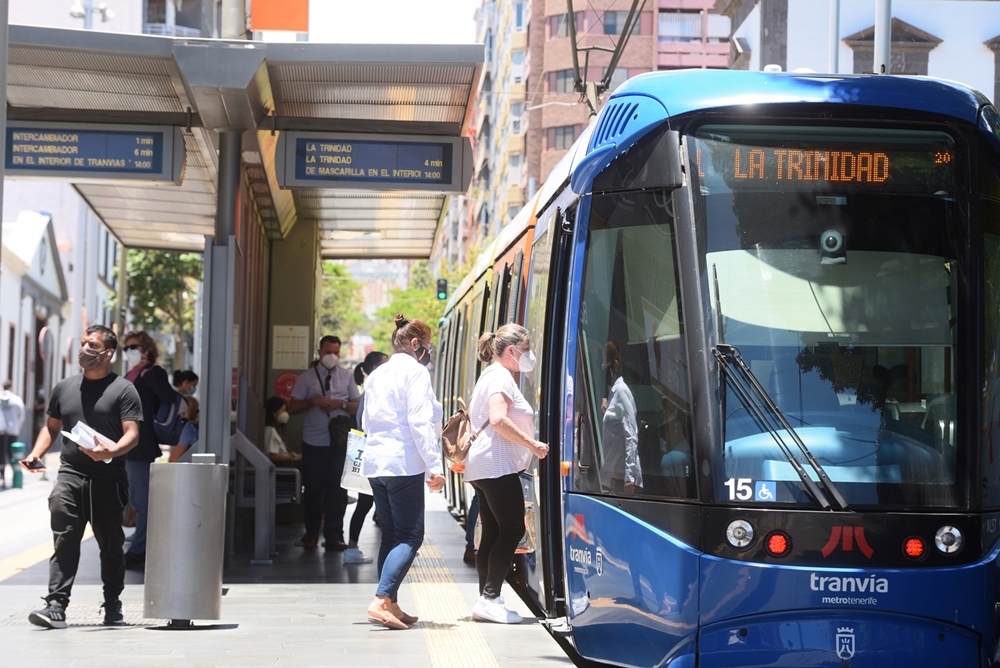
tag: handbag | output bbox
[442,397,489,464]
[340,429,373,495]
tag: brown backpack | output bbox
[442,398,489,464]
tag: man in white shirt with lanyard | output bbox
[287,335,360,550]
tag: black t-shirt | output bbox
[49,372,143,480]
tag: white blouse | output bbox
[360,352,443,478]
[464,362,534,482]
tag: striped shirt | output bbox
[464,363,533,482]
[360,352,443,478]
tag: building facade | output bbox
[717,0,1000,103]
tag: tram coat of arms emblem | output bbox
[836,627,856,660]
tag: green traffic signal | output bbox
[436,278,448,300]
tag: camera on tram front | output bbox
[820,229,846,264]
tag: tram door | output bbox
[520,207,566,615]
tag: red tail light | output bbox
[765,531,791,557]
[903,537,926,559]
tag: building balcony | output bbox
[657,40,730,69]
[508,82,525,103]
[506,133,524,154]
[511,31,527,51]
[506,185,523,206]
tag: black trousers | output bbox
[0,433,13,482]
[471,472,525,599]
[301,416,352,542]
[47,471,129,608]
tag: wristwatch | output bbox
[341,400,347,410]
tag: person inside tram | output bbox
[599,341,642,495]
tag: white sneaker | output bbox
[472,595,522,624]
[343,547,373,564]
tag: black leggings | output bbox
[471,473,524,599]
[348,493,374,543]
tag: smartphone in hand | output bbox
[20,459,46,472]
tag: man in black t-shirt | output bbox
[21,325,142,629]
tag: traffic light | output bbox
[436,278,448,300]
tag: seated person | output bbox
[168,397,199,462]
[264,395,301,466]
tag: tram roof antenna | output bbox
[566,0,647,118]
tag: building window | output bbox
[512,51,525,84]
[548,12,583,39]
[659,10,701,42]
[547,125,579,150]
[707,12,731,43]
[511,102,524,134]
[604,11,636,36]
[548,69,576,94]
[514,1,525,31]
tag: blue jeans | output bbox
[125,460,150,556]
[369,473,425,602]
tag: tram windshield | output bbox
[693,124,962,508]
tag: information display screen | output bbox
[693,125,956,195]
[292,137,453,186]
[7,128,163,173]
[3,122,184,184]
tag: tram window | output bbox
[692,124,962,508]
[573,190,695,500]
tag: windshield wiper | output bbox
[713,343,850,511]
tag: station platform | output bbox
[0,463,576,668]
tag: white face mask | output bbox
[125,349,143,368]
[515,348,536,373]
[320,353,339,370]
[276,411,290,425]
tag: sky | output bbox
[305,0,481,44]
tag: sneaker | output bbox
[294,533,318,548]
[343,547,373,564]
[101,600,124,626]
[123,552,145,571]
[28,601,67,629]
[472,595,522,624]
[323,539,348,551]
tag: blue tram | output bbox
[436,69,1000,667]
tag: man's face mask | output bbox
[78,346,110,371]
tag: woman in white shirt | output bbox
[361,314,444,630]
[263,396,300,465]
[465,323,549,624]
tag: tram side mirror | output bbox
[820,229,846,265]
[592,130,683,193]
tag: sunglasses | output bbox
[124,344,141,351]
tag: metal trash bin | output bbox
[144,458,228,626]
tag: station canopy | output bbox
[5,25,482,258]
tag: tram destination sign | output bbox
[276,132,473,192]
[5,122,185,184]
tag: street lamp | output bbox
[69,0,115,29]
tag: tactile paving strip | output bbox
[407,538,500,668]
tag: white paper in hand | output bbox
[61,421,114,463]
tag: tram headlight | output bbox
[934,525,963,554]
[726,519,755,549]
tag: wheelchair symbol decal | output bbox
[755,481,776,502]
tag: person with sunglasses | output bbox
[120,330,177,571]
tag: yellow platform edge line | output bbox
[0,526,93,582]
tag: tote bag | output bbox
[341,429,373,495]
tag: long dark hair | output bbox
[264,396,287,428]
[354,351,389,384]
